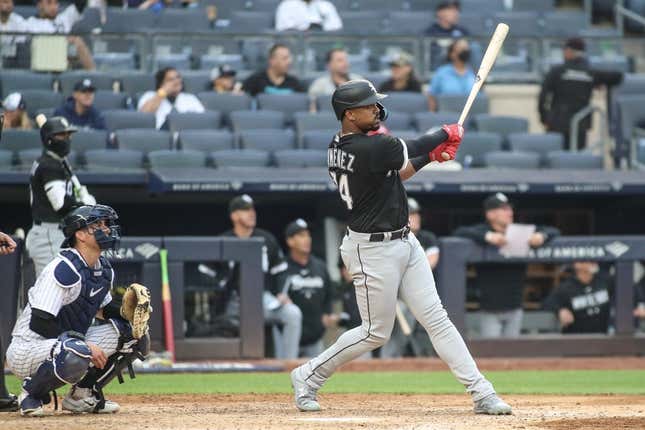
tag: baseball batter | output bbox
[290,80,512,415]
[6,204,151,417]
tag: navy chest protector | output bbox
[57,250,112,334]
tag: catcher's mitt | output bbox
[120,283,152,339]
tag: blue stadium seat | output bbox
[229,110,286,133]
[180,71,212,94]
[103,9,157,33]
[117,73,155,96]
[115,129,172,153]
[227,11,274,32]
[154,54,191,72]
[302,130,336,150]
[474,114,529,147]
[93,91,130,110]
[609,75,645,136]
[315,94,334,112]
[156,9,211,32]
[339,11,387,35]
[382,92,428,114]
[512,0,554,11]
[0,149,12,168]
[84,149,144,170]
[543,11,587,37]
[73,130,109,165]
[456,132,503,167]
[166,111,222,133]
[274,149,328,168]
[21,90,64,118]
[211,149,270,168]
[387,11,432,34]
[239,129,296,151]
[257,93,310,123]
[0,129,42,153]
[484,151,541,169]
[461,0,504,13]
[179,130,235,152]
[18,149,76,168]
[414,111,460,132]
[508,133,563,166]
[103,110,156,131]
[545,151,604,169]
[436,93,488,116]
[494,12,542,37]
[458,13,492,37]
[93,53,137,72]
[384,112,413,131]
[246,0,281,12]
[294,112,338,135]
[148,149,207,168]
[199,54,245,71]
[57,71,115,95]
[0,71,53,97]
[197,92,253,126]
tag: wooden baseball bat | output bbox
[457,23,509,127]
[160,244,176,362]
[395,302,412,336]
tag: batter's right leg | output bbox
[291,238,405,411]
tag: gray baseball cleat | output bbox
[473,394,512,415]
[290,367,321,412]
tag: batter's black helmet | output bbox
[60,204,121,250]
[40,116,77,144]
[331,79,389,121]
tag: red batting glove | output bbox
[429,142,459,162]
[442,123,464,143]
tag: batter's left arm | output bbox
[399,125,463,181]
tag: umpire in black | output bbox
[538,37,622,151]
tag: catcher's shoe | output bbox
[473,394,512,415]
[0,394,19,412]
[62,387,120,414]
[18,390,44,417]
[290,367,321,412]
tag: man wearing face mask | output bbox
[544,261,612,334]
[26,116,96,277]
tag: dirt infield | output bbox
[2,393,644,430]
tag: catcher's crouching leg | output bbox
[66,319,150,414]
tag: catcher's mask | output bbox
[60,204,121,250]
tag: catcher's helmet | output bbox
[60,204,121,250]
[331,79,389,121]
[40,116,77,144]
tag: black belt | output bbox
[34,220,60,227]
[368,226,410,242]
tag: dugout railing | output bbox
[436,236,645,357]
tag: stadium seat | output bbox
[458,13,491,37]
[543,11,587,37]
[414,111,460,132]
[211,149,270,168]
[103,110,156,131]
[93,53,137,72]
[508,133,563,165]
[73,130,109,165]
[475,114,529,147]
[512,0,554,11]
[57,71,115,95]
[197,92,253,125]
[0,149,13,167]
[20,90,64,118]
[545,151,604,169]
[387,12,433,34]
[294,112,338,136]
[118,73,155,96]
[18,149,76,168]
[302,130,336,150]
[0,130,42,154]
[436,93,488,116]
[156,9,211,32]
[403,0,441,11]
[93,91,130,110]
[103,9,157,33]
[0,71,53,97]
[229,110,285,133]
[148,149,207,168]
[180,71,212,94]
[315,95,334,112]
[384,112,413,131]
[610,76,645,134]
[455,132,503,167]
[339,11,387,35]
[154,54,191,72]
[274,149,328,168]
[381,92,428,114]
[115,129,172,153]
[615,95,645,158]
[494,12,542,37]
[245,0,281,12]
[84,149,144,170]
[199,54,245,71]
[257,93,310,123]
[70,7,101,33]
[166,111,222,133]
[239,129,296,151]
[361,72,390,91]
[227,11,274,32]
[484,151,541,169]
[178,130,235,152]
[461,0,504,13]
[590,56,631,73]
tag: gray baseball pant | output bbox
[299,230,495,401]
[26,223,64,278]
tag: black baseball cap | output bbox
[211,64,237,81]
[228,194,254,213]
[73,78,96,92]
[483,193,512,211]
[436,1,460,11]
[285,218,309,238]
[408,197,420,214]
[564,37,586,52]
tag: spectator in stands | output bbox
[308,48,361,108]
[544,261,612,334]
[427,38,474,111]
[453,193,560,338]
[381,198,439,358]
[378,51,423,94]
[278,219,338,357]
[2,92,32,130]
[242,43,305,96]
[53,79,106,130]
[220,195,301,359]
[138,67,205,129]
[425,1,469,37]
[0,0,28,66]
[127,0,170,12]
[26,0,95,70]
[539,38,623,151]
[210,64,242,94]
[275,0,342,32]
